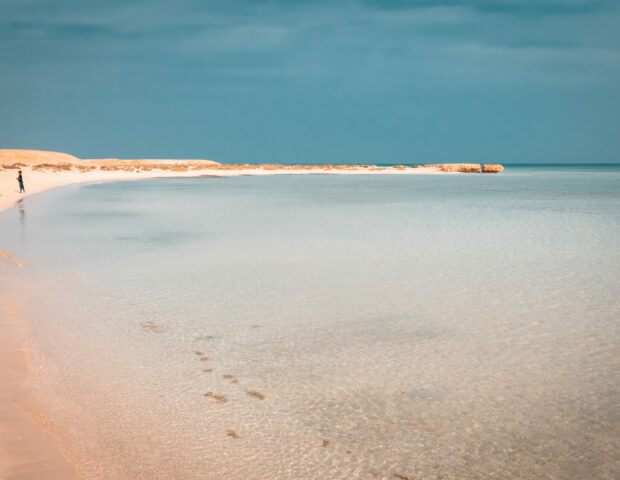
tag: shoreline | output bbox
[0,276,81,479]
[0,164,443,214]
[0,149,504,214]
[0,149,503,479]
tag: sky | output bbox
[1,0,619,164]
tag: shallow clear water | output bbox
[1,166,619,479]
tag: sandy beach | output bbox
[0,149,503,213]
[0,285,80,480]
[0,150,504,479]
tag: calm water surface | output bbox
[1,166,619,479]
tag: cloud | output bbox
[0,21,125,40]
[0,0,618,87]
[183,25,290,52]
[359,0,615,16]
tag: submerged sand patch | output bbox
[0,250,28,269]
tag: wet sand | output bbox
[0,278,80,480]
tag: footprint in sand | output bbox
[140,322,167,333]
[202,368,213,373]
[322,439,330,448]
[245,390,265,400]
[392,474,414,480]
[194,335,216,341]
[227,430,241,439]
[199,356,209,362]
[203,392,228,403]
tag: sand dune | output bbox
[0,149,82,166]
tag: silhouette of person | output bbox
[17,170,25,193]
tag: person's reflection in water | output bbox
[17,199,25,222]
[16,198,25,242]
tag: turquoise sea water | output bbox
[0,166,619,479]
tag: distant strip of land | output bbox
[0,149,503,213]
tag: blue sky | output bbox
[1,0,619,163]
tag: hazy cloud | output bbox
[0,0,619,162]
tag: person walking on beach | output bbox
[17,170,25,193]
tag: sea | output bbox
[0,165,618,479]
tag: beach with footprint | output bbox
[140,320,415,480]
